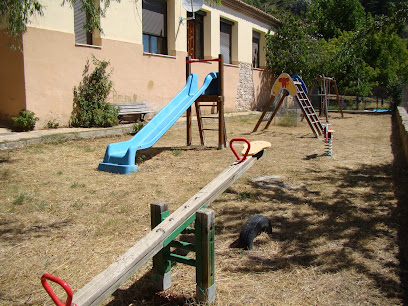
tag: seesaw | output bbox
[41,138,271,306]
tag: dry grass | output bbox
[0,113,406,305]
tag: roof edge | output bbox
[221,0,281,29]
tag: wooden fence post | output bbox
[151,202,172,291]
[195,208,216,303]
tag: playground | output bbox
[0,112,407,305]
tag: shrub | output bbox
[45,119,59,129]
[70,56,119,128]
[12,109,39,132]
[172,149,181,156]
[132,121,146,134]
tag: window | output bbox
[252,31,260,68]
[143,0,167,55]
[74,0,97,45]
[187,11,205,59]
[220,18,233,64]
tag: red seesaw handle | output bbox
[41,274,76,306]
[230,138,251,163]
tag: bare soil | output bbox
[0,113,407,305]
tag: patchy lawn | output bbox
[0,113,407,305]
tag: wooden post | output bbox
[218,96,225,149]
[324,78,329,122]
[310,76,343,120]
[195,208,216,303]
[194,99,206,146]
[253,94,274,132]
[186,56,192,146]
[151,203,171,291]
[333,80,344,118]
[218,54,226,149]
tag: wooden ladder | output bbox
[293,80,324,138]
[194,95,227,149]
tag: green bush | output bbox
[12,109,39,132]
[45,119,59,129]
[70,56,119,128]
[132,121,146,134]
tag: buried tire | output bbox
[238,215,272,250]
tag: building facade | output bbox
[0,0,280,128]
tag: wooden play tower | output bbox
[308,75,344,121]
[186,54,227,149]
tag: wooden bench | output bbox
[111,102,153,122]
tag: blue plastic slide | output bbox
[98,72,218,174]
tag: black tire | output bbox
[238,215,272,250]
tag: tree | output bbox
[325,31,378,96]
[360,0,393,16]
[265,0,408,102]
[0,0,44,46]
[364,23,408,102]
[265,12,319,85]
[0,0,120,48]
[306,0,367,39]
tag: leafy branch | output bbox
[0,0,120,48]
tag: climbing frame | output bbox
[308,75,344,121]
[253,73,323,138]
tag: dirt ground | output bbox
[0,113,407,305]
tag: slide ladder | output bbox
[194,96,227,148]
[186,55,227,149]
[293,80,324,137]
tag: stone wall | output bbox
[396,106,408,164]
[402,84,408,112]
[235,62,254,110]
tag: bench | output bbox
[111,102,153,122]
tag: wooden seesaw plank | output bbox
[242,141,271,156]
[72,148,267,306]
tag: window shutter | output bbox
[252,31,260,68]
[74,0,87,44]
[143,0,166,37]
[220,20,232,64]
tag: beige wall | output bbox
[102,0,142,44]
[253,69,274,110]
[0,32,26,123]
[21,27,186,127]
[29,0,73,33]
[21,26,243,127]
[207,2,274,66]
[22,28,90,126]
[0,0,277,128]
[204,10,220,59]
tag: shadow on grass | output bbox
[210,115,407,302]
[104,115,408,305]
[135,145,216,164]
[0,219,71,243]
[107,270,194,306]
